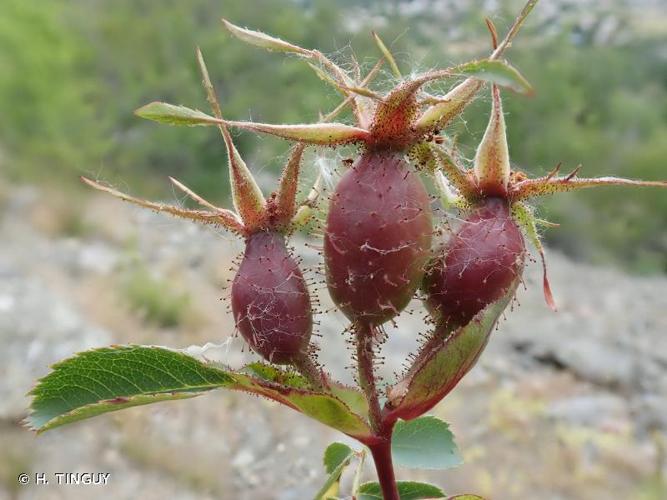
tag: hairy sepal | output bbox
[135,101,222,126]
[221,19,311,56]
[414,0,538,134]
[511,202,557,311]
[385,285,516,422]
[223,120,370,146]
[473,85,510,196]
[431,143,478,200]
[81,177,245,234]
[195,47,266,229]
[273,144,306,228]
[511,174,667,200]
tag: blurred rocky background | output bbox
[1,0,666,499]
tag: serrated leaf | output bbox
[391,416,461,470]
[28,346,373,439]
[27,345,233,432]
[286,392,370,437]
[323,442,354,474]
[328,384,369,418]
[358,481,445,500]
[135,102,222,126]
[313,443,355,500]
[386,286,515,421]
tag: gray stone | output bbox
[0,274,111,418]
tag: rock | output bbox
[0,273,111,419]
[547,393,628,427]
[632,394,667,435]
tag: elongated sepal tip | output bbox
[81,176,246,234]
[221,18,311,56]
[473,85,510,195]
[224,120,370,146]
[135,101,222,127]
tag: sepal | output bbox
[511,202,557,310]
[195,48,267,230]
[473,85,510,196]
[135,101,222,126]
[511,172,667,200]
[81,177,245,234]
[223,120,370,145]
[385,285,516,422]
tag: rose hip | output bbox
[232,231,312,364]
[324,150,432,325]
[423,197,525,328]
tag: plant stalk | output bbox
[355,322,400,499]
[355,322,383,433]
[368,438,400,500]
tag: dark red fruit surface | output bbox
[232,231,312,364]
[423,197,525,328]
[324,150,433,325]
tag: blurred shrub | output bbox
[121,263,192,328]
[0,0,665,272]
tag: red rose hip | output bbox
[423,197,525,328]
[232,230,313,364]
[324,150,433,325]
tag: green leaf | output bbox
[386,286,516,420]
[456,59,533,95]
[392,416,462,470]
[134,101,222,126]
[358,481,445,500]
[446,496,485,500]
[28,346,373,440]
[242,363,368,417]
[323,442,354,474]
[242,362,310,389]
[27,345,233,433]
[313,443,355,500]
[285,392,370,437]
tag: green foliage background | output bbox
[1,0,665,272]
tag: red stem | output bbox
[368,438,400,500]
[355,322,400,498]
